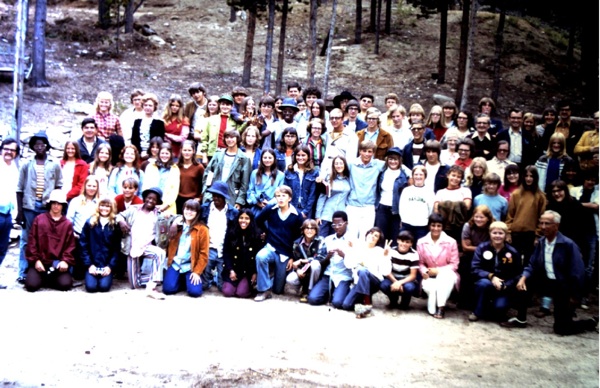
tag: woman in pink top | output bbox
[417,213,460,319]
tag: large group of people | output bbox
[0,83,598,336]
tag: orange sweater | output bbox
[506,188,547,234]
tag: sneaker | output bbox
[500,317,527,328]
[581,298,590,310]
[468,313,479,322]
[254,291,272,302]
[16,277,25,285]
[534,308,551,318]
[354,304,373,318]
[299,294,308,303]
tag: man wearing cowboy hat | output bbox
[16,131,63,285]
[24,189,75,292]
[199,181,239,291]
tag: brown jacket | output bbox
[356,128,394,160]
[167,223,210,275]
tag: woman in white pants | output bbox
[417,213,460,319]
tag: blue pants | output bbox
[163,266,203,297]
[318,221,334,238]
[342,268,381,310]
[256,245,290,294]
[473,278,526,321]
[374,204,400,242]
[380,278,418,308]
[307,276,351,309]
[85,272,114,293]
[0,212,12,267]
[201,248,223,291]
[19,201,46,278]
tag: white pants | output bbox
[421,267,458,315]
[346,204,375,241]
[286,260,322,292]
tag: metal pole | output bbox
[12,0,29,144]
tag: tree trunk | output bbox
[565,24,575,63]
[229,5,237,22]
[323,0,338,97]
[31,0,50,87]
[369,0,376,32]
[242,4,257,87]
[579,3,599,112]
[263,0,275,93]
[460,0,478,109]
[307,0,318,84]
[98,0,111,30]
[355,0,362,43]
[275,0,289,95]
[375,0,382,54]
[454,0,471,107]
[437,0,448,84]
[491,1,505,103]
[384,0,391,34]
[125,0,134,33]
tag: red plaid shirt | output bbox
[92,112,122,139]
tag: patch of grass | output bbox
[543,28,569,50]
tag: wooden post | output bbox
[12,0,29,143]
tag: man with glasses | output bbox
[320,108,359,178]
[402,121,427,169]
[541,100,584,156]
[487,140,517,184]
[343,99,367,132]
[469,113,496,160]
[508,211,598,334]
[497,108,536,168]
[0,139,19,289]
[356,108,394,160]
[358,93,374,120]
[307,211,354,309]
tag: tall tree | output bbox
[355,0,362,43]
[242,2,258,87]
[437,0,448,84]
[323,0,338,97]
[375,0,382,54]
[263,0,276,93]
[459,0,478,109]
[98,0,111,30]
[455,0,471,107]
[31,0,50,87]
[384,0,392,34]
[307,0,318,85]
[491,1,505,103]
[369,0,376,31]
[275,0,289,95]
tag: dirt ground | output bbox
[0,0,598,386]
[0,241,598,387]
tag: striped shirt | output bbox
[389,248,419,280]
[35,164,45,200]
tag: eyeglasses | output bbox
[366,117,378,121]
[497,149,509,153]
[330,116,343,120]
[458,148,470,153]
[2,148,17,153]
[331,222,347,228]
[304,226,317,230]
[411,127,424,131]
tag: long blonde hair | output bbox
[74,175,100,206]
[88,197,118,228]
[162,94,185,123]
[465,157,488,186]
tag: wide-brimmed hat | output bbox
[279,97,299,111]
[218,94,234,105]
[28,131,50,149]
[345,99,360,113]
[142,187,164,205]
[206,181,230,200]
[333,91,356,108]
[385,147,403,158]
[47,189,67,205]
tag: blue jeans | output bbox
[201,248,223,291]
[307,275,351,309]
[374,204,400,242]
[400,223,429,248]
[342,268,381,310]
[19,201,46,278]
[380,278,418,308]
[0,212,12,267]
[256,245,290,294]
[473,278,526,320]
[85,271,114,293]
[163,266,203,297]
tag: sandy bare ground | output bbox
[0,245,598,387]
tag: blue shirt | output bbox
[347,159,385,206]
[172,225,192,273]
[474,193,508,221]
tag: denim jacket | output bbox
[284,167,320,218]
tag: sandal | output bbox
[433,307,445,319]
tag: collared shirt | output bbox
[508,128,523,163]
[347,159,385,206]
[364,128,379,143]
[207,202,228,256]
[544,238,556,280]
[323,232,353,286]
[172,225,192,273]
[92,112,122,139]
